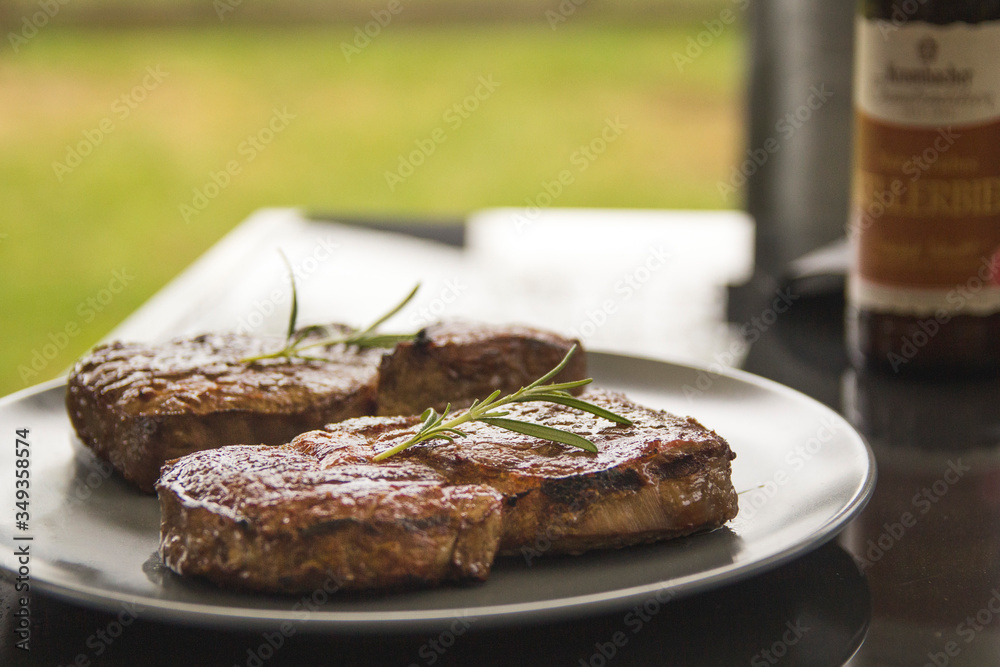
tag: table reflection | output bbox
[841,370,1000,666]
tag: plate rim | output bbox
[0,353,876,632]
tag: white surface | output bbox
[466,207,755,364]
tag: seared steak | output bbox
[66,328,382,493]
[68,323,582,493]
[157,389,738,593]
[158,429,504,593]
[406,390,738,556]
[375,321,587,416]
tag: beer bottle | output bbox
[847,0,1000,376]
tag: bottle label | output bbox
[851,18,1000,316]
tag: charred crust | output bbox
[300,513,451,537]
[540,467,642,505]
[505,490,531,507]
[651,454,704,480]
[397,514,452,532]
[300,517,380,537]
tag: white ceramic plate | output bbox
[0,352,874,632]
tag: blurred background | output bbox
[0,0,748,397]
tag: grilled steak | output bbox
[66,328,382,493]
[157,431,504,593]
[406,390,738,556]
[375,321,587,417]
[67,323,582,493]
[157,389,738,593]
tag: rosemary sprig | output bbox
[372,345,633,461]
[240,253,420,363]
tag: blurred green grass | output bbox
[0,21,744,396]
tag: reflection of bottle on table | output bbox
[846,0,1000,377]
[840,369,1000,665]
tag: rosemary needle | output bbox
[372,345,632,461]
[240,253,419,363]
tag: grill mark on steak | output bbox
[505,490,532,508]
[67,321,583,493]
[539,467,644,505]
[157,389,738,593]
[299,517,381,537]
[650,453,703,480]
[300,513,455,537]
